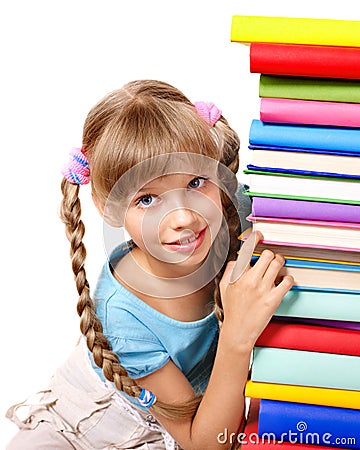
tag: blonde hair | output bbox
[60,80,241,419]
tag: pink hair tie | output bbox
[61,147,90,185]
[194,101,222,126]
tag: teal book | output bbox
[252,347,360,391]
[275,289,360,322]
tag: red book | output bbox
[256,321,360,356]
[250,42,360,79]
[242,399,330,449]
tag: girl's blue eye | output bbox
[188,177,208,189]
[137,194,154,207]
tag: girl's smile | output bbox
[163,226,207,253]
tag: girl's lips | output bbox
[164,228,207,253]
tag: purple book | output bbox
[275,316,360,330]
[252,196,360,223]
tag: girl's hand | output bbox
[219,231,294,352]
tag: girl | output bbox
[6,80,293,450]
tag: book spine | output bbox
[249,119,360,152]
[252,197,360,223]
[251,347,360,391]
[259,75,360,103]
[275,289,360,322]
[245,380,360,409]
[274,317,360,331]
[231,16,360,46]
[244,399,330,449]
[249,144,360,158]
[260,98,360,127]
[256,321,360,356]
[271,257,360,272]
[251,43,360,80]
[247,164,360,181]
[258,399,360,449]
[247,191,360,206]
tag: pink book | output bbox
[252,197,360,223]
[260,97,360,127]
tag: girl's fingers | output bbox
[248,249,277,281]
[262,253,286,287]
[273,274,295,298]
[229,230,263,284]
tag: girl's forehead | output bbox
[121,153,218,190]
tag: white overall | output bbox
[6,340,180,450]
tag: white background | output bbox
[1,1,359,445]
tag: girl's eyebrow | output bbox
[136,174,193,194]
[135,184,161,195]
[132,173,209,198]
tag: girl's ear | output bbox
[92,193,124,227]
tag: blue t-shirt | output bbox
[90,241,219,402]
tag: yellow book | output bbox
[231,16,360,47]
[245,380,360,409]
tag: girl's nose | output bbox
[169,207,198,230]
[160,189,199,230]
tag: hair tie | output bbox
[194,101,222,126]
[138,388,157,408]
[62,147,90,185]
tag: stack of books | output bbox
[231,16,360,448]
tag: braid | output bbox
[60,179,141,397]
[60,178,201,419]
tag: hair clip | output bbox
[62,147,90,185]
[138,388,157,408]
[194,101,222,126]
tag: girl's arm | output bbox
[138,238,293,450]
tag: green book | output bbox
[252,347,360,391]
[259,75,360,103]
[275,289,360,322]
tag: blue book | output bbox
[247,164,360,180]
[258,399,360,449]
[249,120,360,153]
[252,256,360,272]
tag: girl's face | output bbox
[124,172,223,276]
